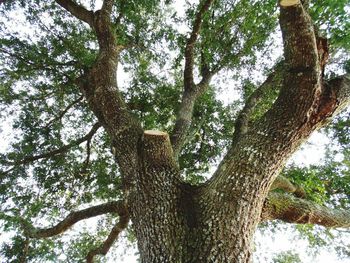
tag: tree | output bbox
[0,0,350,262]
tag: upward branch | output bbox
[170,0,214,158]
[207,0,324,205]
[63,0,144,191]
[183,0,214,90]
[44,95,84,128]
[51,0,143,198]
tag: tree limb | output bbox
[55,0,94,27]
[80,137,92,175]
[170,88,203,159]
[261,192,350,228]
[23,201,127,238]
[203,4,350,243]
[86,214,130,263]
[101,0,114,15]
[69,0,142,194]
[2,122,101,166]
[205,2,327,226]
[170,0,214,158]
[183,0,214,90]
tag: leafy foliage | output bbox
[309,0,350,50]
[272,250,302,263]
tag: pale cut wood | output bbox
[280,0,300,7]
[144,130,168,136]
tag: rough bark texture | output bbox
[44,1,350,262]
[130,131,188,262]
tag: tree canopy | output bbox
[0,0,350,262]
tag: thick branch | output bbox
[86,214,129,263]
[74,0,142,192]
[205,3,324,229]
[101,0,114,14]
[170,0,214,158]
[279,0,319,77]
[3,123,101,166]
[55,0,94,26]
[24,201,127,238]
[262,192,350,228]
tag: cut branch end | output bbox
[143,130,177,168]
[144,130,168,137]
[279,0,300,7]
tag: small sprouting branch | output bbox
[80,136,92,175]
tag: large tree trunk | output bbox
[130,131,273,263]
[129,131,187,262]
